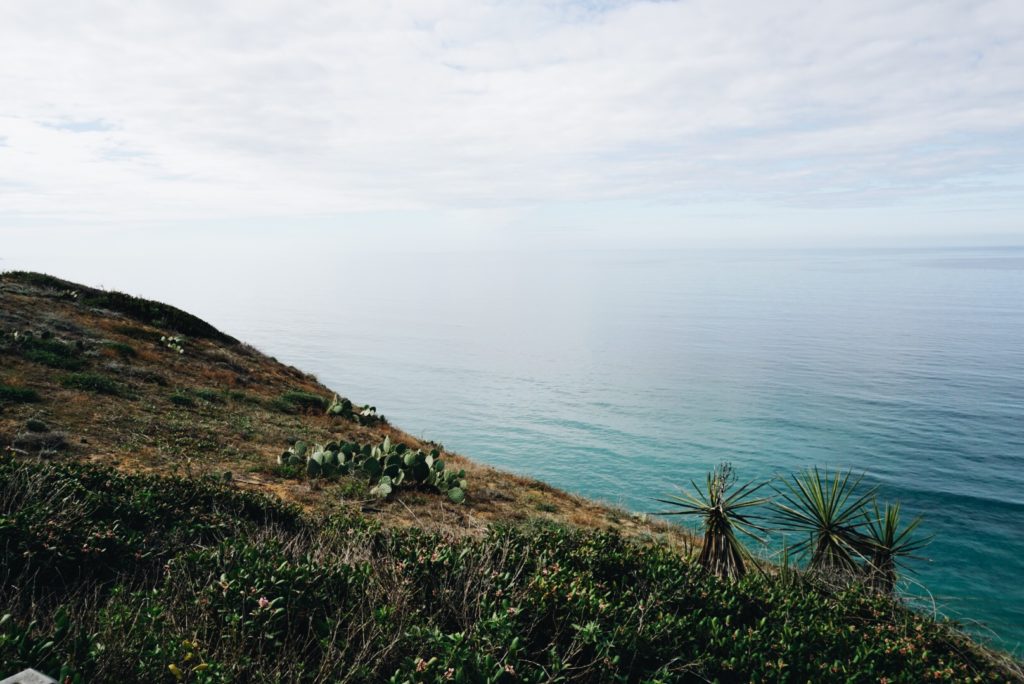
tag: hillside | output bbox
[0,271,681,543]
[1,272,1020,682]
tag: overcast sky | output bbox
[2,0,1023,252]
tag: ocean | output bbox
[7,245,1023,650]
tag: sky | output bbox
[1,0,1023,255]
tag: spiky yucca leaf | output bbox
[863,501,930,593]
[656,463,769,580]
[773,467,876,574]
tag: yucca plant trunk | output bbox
[869,554,897,594]
[811,534,857,576]
[698,514,746,580]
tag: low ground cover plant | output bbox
[0,457,1015,682]
[60,372,127,397]
[1,331,86,371]
[0,385,40,404]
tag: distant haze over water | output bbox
[4,246,1023,650]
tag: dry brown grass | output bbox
[0,276,693,548]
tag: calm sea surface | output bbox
[7,246,1024,649]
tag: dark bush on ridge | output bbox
[0,271,238,344]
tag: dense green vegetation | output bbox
[0,331,87,372]
[279,390,329,412]
[0,385,40,405]
[0,457,1013,683]
[60,372,128,397]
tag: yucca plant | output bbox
[656,463,770,580]
[862,501,930,593]
[773,467,877,575]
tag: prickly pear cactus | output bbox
[326,394,354,418]
[280,437,468,503]
[278,440,307,466]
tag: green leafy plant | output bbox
[277,436,468,503]
[0,458,1015,683]
[0,384,40,404]
[862,501,930,593]
[279,391,327,413]
[325,394,353,417]
[160,335,185,355]
[5,331,86,370]
[326,394,382,425]
[60,372,126,397]
[656,463,769,580]
[194,388,226,404]
[277,440,309,466]
[306,444,344,478]
[773,467,877,574]
[169,391,196,407]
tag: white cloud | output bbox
[0,0,1022,232]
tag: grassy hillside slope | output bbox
[0,271,677,542]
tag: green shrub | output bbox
[103,341,137,359]
[22,348,87,370]
[268,462,304,479]
[0,384,39,403]
[279,390,327,412]
[7,335,86,370]
[60,372,126,397]
[194,388,226,404]
[168,391,196,407]
[0,460,1014,683]
[266,399,293,415]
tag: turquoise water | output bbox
[7,246,1024,650]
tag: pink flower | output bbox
[257,596,270,609]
